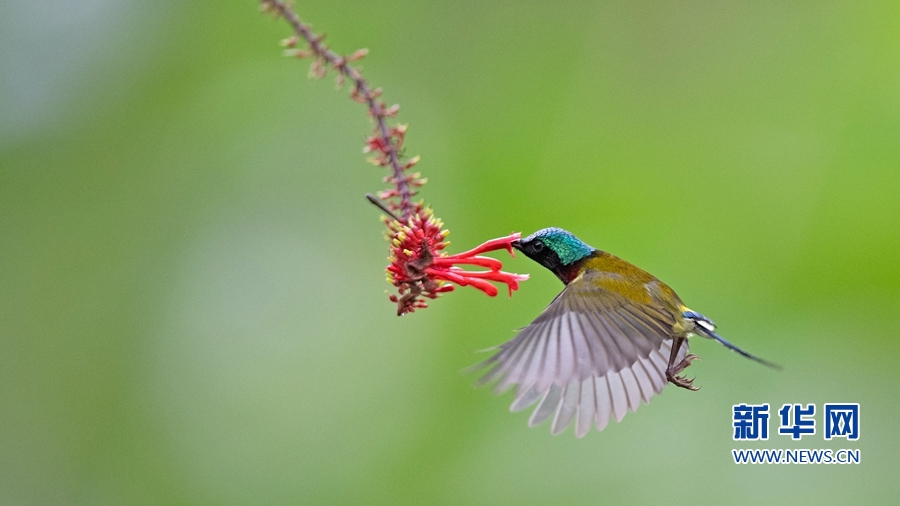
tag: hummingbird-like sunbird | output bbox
[472,227,779,437]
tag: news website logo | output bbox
[731,403,860,464]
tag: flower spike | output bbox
[261,0,528,315]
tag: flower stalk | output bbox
[260,0,416,220]
[260,0,527,315]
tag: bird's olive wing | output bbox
[471,278,687,437]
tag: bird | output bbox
[470,227,779,437]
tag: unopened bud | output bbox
[348,48,369,61]
[280,36,299,48]
[286,48,314,59]
[405,156,421,168]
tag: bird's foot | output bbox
[666,354,700,391]
[670,353,699,375]
[666,372,699,391]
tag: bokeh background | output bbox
[2,1,899,504]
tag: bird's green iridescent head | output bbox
[512,228,596,272]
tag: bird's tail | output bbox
[684,311,782,370]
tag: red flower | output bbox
[385,209,528,315]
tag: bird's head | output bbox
[512,228,596,274]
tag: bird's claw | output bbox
[670,354,700,375]
[666,354,701,391]
[666,371,700,391]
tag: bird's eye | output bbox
[531,240,545,252]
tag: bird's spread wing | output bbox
[471,276,687,437]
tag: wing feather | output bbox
[594,376,612,432]
[529,384,561,427]
[498,324,543,394]
[578,312,613,372]
[631,358,656,402]
[552,379,580,435]
[576,377,595,438]
[620,367,642,412]
[475,273,691,435]
[539,317,560,392]
[557,314,576,385]
[510,384,541,412]
[585,310,632,372]
[607,371,629,422]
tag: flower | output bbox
[260,0,527,315]
[385,209,528,315]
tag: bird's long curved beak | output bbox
[511,239,522,250]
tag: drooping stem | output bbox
[259,2,528,315]
[260,0,415,220]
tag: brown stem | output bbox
[261,0,414,220]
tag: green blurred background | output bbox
[2,1,898,504]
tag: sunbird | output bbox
[472,227,779,437]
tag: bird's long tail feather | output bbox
[698,327,782,370]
